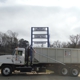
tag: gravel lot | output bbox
[0,72,80,80]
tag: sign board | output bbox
[34,34,46,38]
[34,27,46,31]
[31,27,50,47]
[34,41,46,44]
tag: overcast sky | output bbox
[0,0,80,44]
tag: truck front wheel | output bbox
[1,65,12,76]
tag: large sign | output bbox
[31,27,50,47]
[34,34,46,38]
[34,27,46,31]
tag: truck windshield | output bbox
[12,49,23,56]
[12,50,15,55]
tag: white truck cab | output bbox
[0,48,25,67]
[0,47,32,76]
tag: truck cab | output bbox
[0,47,33,76]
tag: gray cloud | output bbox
[0,5,80,43]
[0,0,6,3]
[73,27,80,34]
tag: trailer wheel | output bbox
[59,66,69,76]
[70,67,79,77]
[1,65,12,76]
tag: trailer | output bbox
[0,47,80,77]
[34,47,80,77]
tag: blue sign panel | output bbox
[34,41,46,44]
[34,34,46,38]
[34,27,46,31]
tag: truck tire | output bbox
[70,67,79,77]
[59,66,69,76]
[1,65,12,76]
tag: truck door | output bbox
[12,50,25,64]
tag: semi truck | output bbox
[0,47,80,77]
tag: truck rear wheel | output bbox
[1,65,12,76]
[70,67,79,77]
[59,66,69,76]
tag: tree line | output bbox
[0,30,29,54]
[0,30,80,54]
[50,34,80,48]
